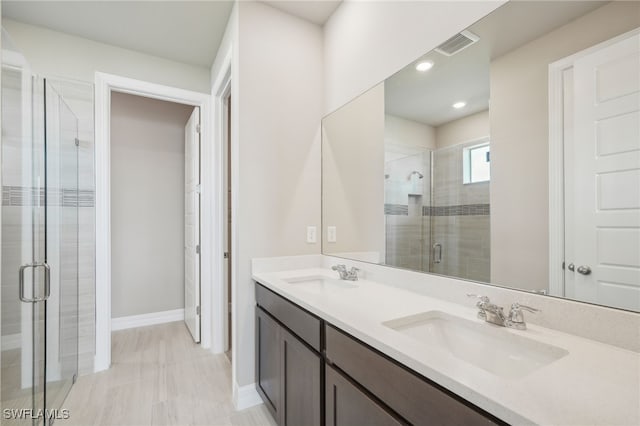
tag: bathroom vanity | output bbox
[255,282,503,426]
[253,259,640,426]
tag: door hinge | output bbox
[195,184,201,194]
[74,138,80,147]
[223,252,229,259]
[196,305,200,316]
[196,245,200,255]
[196,124,201,133]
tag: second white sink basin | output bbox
[383,311,568,379]
[283,275,358,290]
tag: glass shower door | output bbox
[1,40,47,425]
[1,36,79,424]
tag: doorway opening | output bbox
[94,73,212,372]
[109,93,202,347]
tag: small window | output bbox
[463,142,490,184]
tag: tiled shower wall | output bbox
[1,77,95,376]
[384,143,490,282]
[384,152,431,271]
[1,69,26,342]
[430,143,490,282]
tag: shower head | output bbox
[409,171,424,179]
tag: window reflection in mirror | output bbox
[321,1,640,312]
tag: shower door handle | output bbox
[433,243,442,264]
[18,263,51,303]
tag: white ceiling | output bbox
[385,1,607,127]
[2,1,342,69]
[2,1,235,68]
[262,0,342,25]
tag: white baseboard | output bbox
[233,382,263,411]
[1,333,21,350]
[111,308,184,331]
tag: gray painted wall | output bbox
[110,92,193,319]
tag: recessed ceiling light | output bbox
[415,60,434,72]
[452,101,466,109]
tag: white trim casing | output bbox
[211,46,234,356]
[233,382,263,411]
[548,59,568,298]
[111,309,185,331]
[94,72,212,372]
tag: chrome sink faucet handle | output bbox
[331,264,346,274]
[332,264,360,281]
[506,303,540,330]
[467,294,490,320]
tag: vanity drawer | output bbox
[325,325,503,426]
[255,282,322,351]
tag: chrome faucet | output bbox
[505,303,539,330]
[332,264,360,281]
[467,294,539,330]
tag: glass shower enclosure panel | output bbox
[43,81,79,416]
[1,31,79,425]
[1,37,47,426]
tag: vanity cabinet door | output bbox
[256,307,282,423]
[326,365,405,426]
[281,327,322,426]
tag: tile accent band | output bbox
[384,204,409,216]
[384,203,490,216]
[2,186,95,207]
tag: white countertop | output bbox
[253,267,640,426]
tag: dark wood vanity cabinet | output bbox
[325,365,405,426]
[255,285,323,426]
[255,282,506,426]
[325,325,504,426]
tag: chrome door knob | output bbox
[567,263,575,272]
[576,265,592,275]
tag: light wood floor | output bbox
[58,322,276,426]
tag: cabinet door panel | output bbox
[256,307,281,422]
[256,283,322,350]
[326,365,404,426]
[281,328,322,426]
[326,325,502,426]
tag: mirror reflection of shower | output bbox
[384,139,491,282]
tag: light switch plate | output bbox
[306,226,317,243]
[327,226,337,243]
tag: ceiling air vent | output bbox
[434,30,479,56]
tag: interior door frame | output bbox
[94,72,211,372]
[211,46,236,361]
[547,27,640,298]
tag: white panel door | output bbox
[571,31,640,311]
[184,107,201,342]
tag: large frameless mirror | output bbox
[322,1,640,312]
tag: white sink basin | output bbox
[383,311,568,379]
[283,275,358,289]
